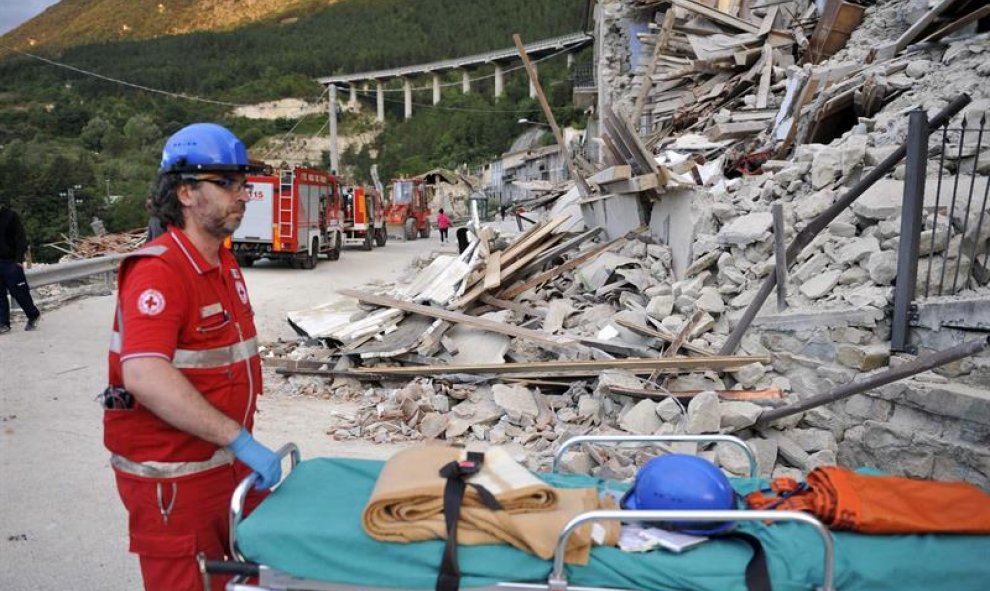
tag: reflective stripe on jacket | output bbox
[104,231,261,464]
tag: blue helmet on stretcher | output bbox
[160,123,264,173]
[621,454,736,535]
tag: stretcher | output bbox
[204,435,990,591]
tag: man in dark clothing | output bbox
[0,204,41,333]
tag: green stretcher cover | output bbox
[236,457,990,590]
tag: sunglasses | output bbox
[190,176,253,193]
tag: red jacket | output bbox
[437,212,451,230]
[105,228,261,463]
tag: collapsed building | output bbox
[268,0,990,488]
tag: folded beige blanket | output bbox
[362,446,618,565]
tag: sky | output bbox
[0,0,60,36]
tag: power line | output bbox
[0,44,249,107]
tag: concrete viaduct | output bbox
[316,32,592,122]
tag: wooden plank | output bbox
[709,120,767,140]
[453,232,566,308]
[587,165,632,185]
[890,0,959,52]
[663,310,707,359]
[498,215,569,266]
[607,385,783,401]
[631,9,676,128]
[671,0,762,34]
[598,173,661,194]
[497,236,626,300]
[809,0,867,63]
[518,227,603,275]
[513,34,593,198]
[346,355,773,376]
[772,202,788,311]
[337,289,574,346]
[758,6,778,37]
[756,42,773,109]
[483,256,501,290]
[922,5,990,44]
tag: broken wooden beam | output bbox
[346,354,772,376]
[607,385,784,402]
[497,235,626,300]
[597,172,662,194]
[513,33,593,197]
[614,318,716,357]
[337,288,574,346]
[671,0,762,35]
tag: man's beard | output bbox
[196,199,244,239]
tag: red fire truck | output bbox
[385,178,432,240]
[342,184,387,250]
[230,166,343,268]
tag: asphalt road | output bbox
[0,235,452,590]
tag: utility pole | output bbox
[328,84,339,174]
[61,184,82,244]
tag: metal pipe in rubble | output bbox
[720,93,973,355]
[755,336,990,427]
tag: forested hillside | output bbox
[0,0,587,262]
[0,0,346,54]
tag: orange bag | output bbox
[746,466,990,534]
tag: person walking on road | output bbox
[437,208,451,243]
[0,203,41,333]
[102,123,280,591]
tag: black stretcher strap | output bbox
[727,531,772,591]
[436,452,502,591]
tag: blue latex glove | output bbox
[229,428,282,490]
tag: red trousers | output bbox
[114,462,267,591]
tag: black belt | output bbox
[436,451,503,591]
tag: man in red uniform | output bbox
[103,123,280,590]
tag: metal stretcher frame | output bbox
[208,436,835,591]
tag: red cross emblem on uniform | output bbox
[137,288,166,316]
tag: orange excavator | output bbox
[384,177,432,240]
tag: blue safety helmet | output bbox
[159,123,264,174]
[621,454,737,535]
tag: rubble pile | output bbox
[47,228,147,260]
[265,220,817,479]
[265,0,990,485]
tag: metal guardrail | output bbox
[316,32,592,84]
[24,253,124,288]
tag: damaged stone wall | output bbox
[586,0,990,485]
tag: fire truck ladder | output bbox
[278,170,294,241]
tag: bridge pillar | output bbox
[462,70,470,94]
[403,78,412,120]
[349,85,357,108]
[529,76,537,99]
[567,53,574,69]
[433,74,441,105]
[494,64,504,98]
[376,80,384,123]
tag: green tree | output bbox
[123,114,161,150]
[80,116,111,151]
